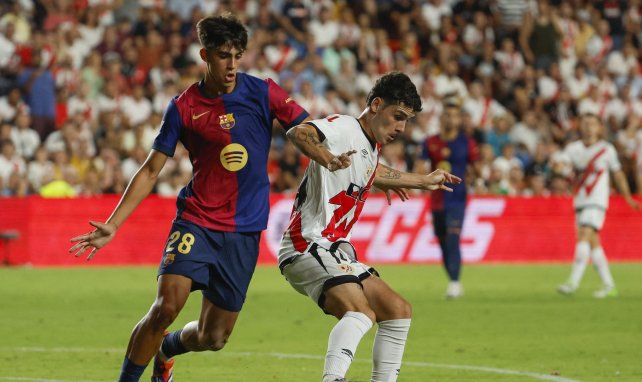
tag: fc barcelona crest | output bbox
[219,113,236,129]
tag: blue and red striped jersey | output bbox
[422,131,479,210]
[153,73,309,232]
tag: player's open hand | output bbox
[423,169,462,192]
[327,150,357,172]
[68,221,118,261]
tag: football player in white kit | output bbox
[556,113,640,298]
[278,72,461,382]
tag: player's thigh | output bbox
[156,274,193,306]
[324,282,372,319]
[362,275,411,322]
[445,205,465,234]
[432,210,447,237]
[576,207,605,241]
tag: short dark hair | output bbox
[196,15,248,52]
[366,72,422,113]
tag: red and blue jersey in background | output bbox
[153,73,309,232]
[422,131,479,211]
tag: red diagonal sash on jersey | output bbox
[574,147,607,195]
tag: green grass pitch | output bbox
[1,263,641,381]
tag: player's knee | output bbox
[148,301,180,330]
[396,298,412,319]
[347,307,376,324]
[386,296,412,320]
[199,329,231,352]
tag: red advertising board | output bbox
[0,195,640,266]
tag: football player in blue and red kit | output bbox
[69,15,309,381]
[421,101,479,299]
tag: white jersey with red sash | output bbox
[563,140,621,209]
[278,114,380,264]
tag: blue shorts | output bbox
[432,205,465,237]
[158,219,260,312]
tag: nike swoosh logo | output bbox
[192,111,210,120]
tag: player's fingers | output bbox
[69,241,88,253]
[395,188,410,201]
[446,173,462,184]
[70,232,92,242]
[385,190,392,205]
[440,184,454,192]
[344,150,357,157]
[87,248,99,261]
[73,244,90,258]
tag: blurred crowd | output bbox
[1,0,642,198]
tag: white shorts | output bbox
[279,242,375,310]
[575,206,606,231]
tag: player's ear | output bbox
[371,97,383,113]
[199,48,209,63]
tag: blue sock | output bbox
[119,357,146,382]
[161,329,189,359]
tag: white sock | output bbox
[569,241,590,288]
[371,319,411,382]
[590,247,615,288]
[323,311,373,382]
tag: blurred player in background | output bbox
[279,72,461,382]
[69,15,309,382]
[420,100,479,299]
[556,113,639,298]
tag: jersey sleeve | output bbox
[309,115,349,151]
[152,98,182,157]
[606,144,622,172]
[267,78,309,130]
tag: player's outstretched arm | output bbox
[374,164,462,203]
[68,149,169,260]
[613,170,641,210]
[286,123,356,172]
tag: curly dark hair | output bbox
[196,15,248,52]
[366,71,422,113]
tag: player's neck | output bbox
[357,115,376,142]
[441,127,458,141]
[202,77,236,96]
[582,138,598,146]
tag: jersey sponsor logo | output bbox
[192,111,210,120]
[219,113,236,129]
[441,147,451,158]
[361,149,368,157]
[220,143,248,171]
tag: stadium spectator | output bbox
[0,0,639,200]
[10,111,40,159]
[16,50,56,140]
